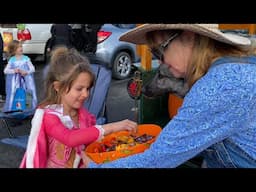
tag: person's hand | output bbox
[19,69,28,76]
[81,152,93,168]
[14,68,20,73]
[103,119,138,135]
[47,48,51,52]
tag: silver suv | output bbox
[95,24,139,79]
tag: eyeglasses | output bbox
[150,32,180,62]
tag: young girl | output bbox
[20,47,137,168]
[3,40,37,112]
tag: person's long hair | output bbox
[146,30,256,88]
[186,34,256,88]
[39,47,95,108]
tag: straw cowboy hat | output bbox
[119,24,251,47]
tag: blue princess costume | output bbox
[3,55,37,112]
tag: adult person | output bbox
[0,33,6,102]
[83,24,256,168]
[81,24,102,54]
[71,24,103,64]
[69,24,83,51]
[47,24,73,52]
[45,24,74,63]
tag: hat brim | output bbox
[119,24,251,47]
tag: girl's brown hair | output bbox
[39,47,95,108]
[146,30,256,88]
[7,40,21,56]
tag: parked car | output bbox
[95,24,140,79]
[0,23,139,79]
[0,24,52,61]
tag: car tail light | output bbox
[17,28,32,41]
[97,31,112,43]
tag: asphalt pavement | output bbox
[0,61,135,168]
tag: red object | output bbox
[17,29,23,40]
[17,29,31,41]
[128,81,137,96]
[97,31,112,43]
[23,29,31,40]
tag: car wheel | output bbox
[112,51,132,80]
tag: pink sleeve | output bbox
[80,108,97,127]
[43,113,100,147]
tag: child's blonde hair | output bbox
[7,40,21,56]
[40,46,95,107]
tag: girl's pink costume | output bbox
[20,104,103,168]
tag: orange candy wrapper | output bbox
[85,124,162,164]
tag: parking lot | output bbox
[0,60,136,168]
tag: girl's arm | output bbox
[4,62,16,74]
[43,113,100,147]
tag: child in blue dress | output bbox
[3,40,37,112]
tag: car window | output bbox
[113,24,136,29]
[0,24,17,28]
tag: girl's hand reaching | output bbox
[81,151,93,168]
[102,119,137,135]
